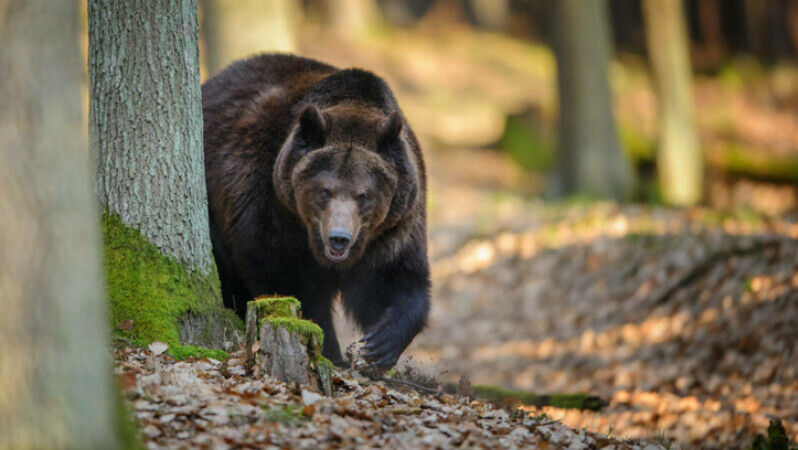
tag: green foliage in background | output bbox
[716,143,798,184]
[497,113,554,172]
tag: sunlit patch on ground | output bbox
[409,153,798,445]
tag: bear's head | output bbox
[273,103,418,267]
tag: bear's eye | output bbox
[320,188,332,200]
[356,192,369,204]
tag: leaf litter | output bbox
[115,345,663,449]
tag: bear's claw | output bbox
[362,328,403,369]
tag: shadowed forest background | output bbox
[1,0,797,448]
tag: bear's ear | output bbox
[295,104,327,148]
[377,111,403,151]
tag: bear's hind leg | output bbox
[215,252,251,318]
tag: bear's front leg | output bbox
[291,282,346,366]
[342,260,430,369]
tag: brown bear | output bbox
[202,54,430,368]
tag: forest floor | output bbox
[383,146,798,448]
[117,345,663,449]
[118,152,797,447]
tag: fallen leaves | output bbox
[413,201,798,446]
[115,346,660,449]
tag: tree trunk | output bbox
[90,0,213,273]
[743,0,768,56]
[466,0,509,30]
[643,0,703,206]
[327,0,383,40]
[89,1,241,355]
[551,0,633,200]
[693,0,726,69]
[789,0,798,59]
[0,0,119,447]
[201,0,298,76]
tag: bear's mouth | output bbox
[324,245,350,262]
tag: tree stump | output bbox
[245,296,332,395]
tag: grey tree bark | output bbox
[90,0,214,273]
[551,0,633,200]
[201,0,298,76]
[0,0,119,447]
[643,0,703,206]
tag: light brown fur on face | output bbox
[291,144,398,267]
[272,101,415,267]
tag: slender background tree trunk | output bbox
[327,0,383,40]
[743,0,768,55]
[465,0,509,30]
[201,0,298,76]
[90,0,214,273]
[551,0,633,200]
[694,0,727,69]
[644,0,702,206]
[0,0,118,446]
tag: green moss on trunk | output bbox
[103,214,243,359]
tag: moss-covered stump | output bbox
[104,214,244,360]
[245,296,333,395]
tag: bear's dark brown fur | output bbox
[202,54,430,368]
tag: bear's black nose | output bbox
[328,229,351,252]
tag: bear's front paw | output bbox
[360,327,403,369]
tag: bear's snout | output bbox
[327,229,351,252]
[321,197,360,263]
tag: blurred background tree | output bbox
[644,0,702,206]
[464,0,509,30]
[326,0,384,40]
[551,0,634,200]
[201,0,299,75]
[0,0,119,446]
